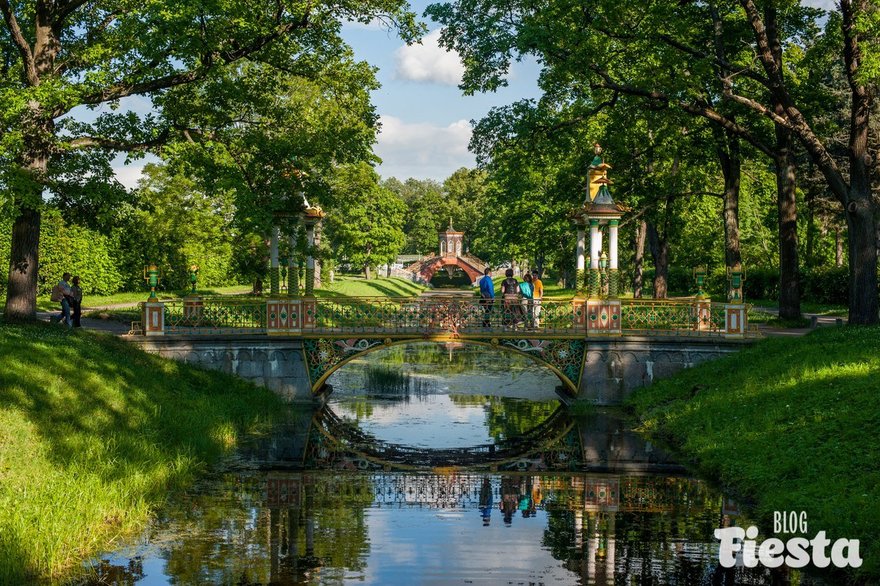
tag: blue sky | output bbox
[342,0,542,181]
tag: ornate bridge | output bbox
[136,295,754,399]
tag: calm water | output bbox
[78,343,812,585]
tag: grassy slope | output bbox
[628,326,880,580]
[0,323,285,582]
[314,275,425,298]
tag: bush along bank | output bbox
[0,322,287,583]
[627,326,880,583]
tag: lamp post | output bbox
[143,264,160,300]
[693,265,707,299]
[189,265,199,295]
[727,262,745,302]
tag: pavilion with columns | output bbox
[571,144,627,334]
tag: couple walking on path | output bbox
[479,267,544,328]
[51,273,83,329]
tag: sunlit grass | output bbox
[0,322,286,583]
[35,285,254,311]
[628,326,880,581]
[314,275,426,298]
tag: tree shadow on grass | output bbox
[0,322,286,581]
[631,327,880,582]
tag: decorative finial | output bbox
[448,217,453,230]
[594,143,602,156]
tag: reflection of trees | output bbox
[363,342,537,376]
[449,395,558,442]
[153,473,373,584]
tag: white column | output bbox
[306,224,315,270]
[576,228,586,271]
[608,221,619,269]
[589,220,601,269]
[270,226,280,269]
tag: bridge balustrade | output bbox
[136,296,752,338]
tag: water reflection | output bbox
[78,343,814,585]
[82,471,804,585]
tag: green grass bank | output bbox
[0,322,287,583]
[628,326,880,582]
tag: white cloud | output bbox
[112,163,147,189]
[394,29,464,86]
[375,115,474,180]
[802,0,836,10]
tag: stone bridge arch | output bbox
[301,336,588,398]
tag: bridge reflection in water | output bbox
[82,408,811,586]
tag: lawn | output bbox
[314,275,426,298]
[628,326,880,582]
[36,284,254,312]
[0,322,286,583]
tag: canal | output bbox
[78,343,813,585]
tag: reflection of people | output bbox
[500,476,518,526]
[519,477,534,518]
[478,268,494,328]
[478,477,493,526]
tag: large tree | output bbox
[1,0,420,319]
[429,0,879,323]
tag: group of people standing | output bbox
[51,272,83,329]
[478,267,544,328]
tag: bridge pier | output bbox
[579,337,748,404]
[132,337,316,402]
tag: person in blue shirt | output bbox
[478,268,495,328]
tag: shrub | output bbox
[0,210,123,296]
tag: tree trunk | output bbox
[5,108,53,321]
[766,7,802,320]
[846,195,878,324]
[646,222,668,299]
[4,206,42,321]
[717,131,742,271]
[835,226,844,267]
[775,130,802,319]
[632,219,646,299]
[364,265,372,280]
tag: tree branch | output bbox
[79,11,310,105]
[589,65,775,158]
[0,0,38,85]
[67,129,170,151]
[55,0,90,24]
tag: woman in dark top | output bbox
[500,268,520,326]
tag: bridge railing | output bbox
[314,296,580,335]
[137,295,752,338]
[162,297,267,334]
